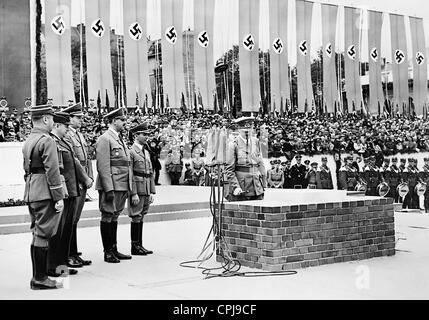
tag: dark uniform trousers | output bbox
[99,191,129,222]
[29,200,62,247]
[48,198,76,270]
[403,169,419,209]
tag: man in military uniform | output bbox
[22,105,65,290]
[96,108,132,263]
[384,157,402,203]
[267,159,284,188]
[63,103,93,267]
[420,158,429,212]
[128,123,156,255]
[282,159,293,189]
[363,156,381,196]
[47,112,93,277]
[306,162,318,189]
[225,117,266,201]
[399,158,407,172]
[338,155,360,191]
[402,158,419,209]
[381,157,390,172]
[290,154,307,189]
[316,156,333,189]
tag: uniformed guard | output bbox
[363,156,381,196]
[306,162,318,189]
[384,157,402,203]
[420,158,429,212]
[62,103,93,267]
[267,159,284,188]
[47,112,93,277]
[316,157,333,189]
[338,155,361,191]
[224,116,266,201]
[381,157,390,172]
[402,158,419,209]
[283,159,293,189]
[192,150,205,186]
[290,154,307,188]
[22,105,65,290]
[128,123,156,255]
[96,108,132,263]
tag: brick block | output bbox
[304,224,320,232]
[239,232,254,240]
[290,205,300,212]
[292,233,301,241]
[281,235,292,242]
[300,261,310,268]
[262,249,283,257]
[282,248,300,256]
[286,255,304,263]
[280,206,291,213]
[247,219,261,227]
[281,221,291,227]
[261,221,282,228]
[299,204,308,211]
[321,223,338,230]
[295,239,314,247]
[286,212,302,219]
[299,247,309,254]
[303,211,321,218]
[266,214,286,222]
[300,232,311,239]
[321,209,337,216]
[241,211,257,220]
[317,203,326,210]
[304,252,322,260]
[247,247,262,256]
[337,208,352,214]
[338,221,354,228]
[290,220,300,227]
[241,226,258,234]
[257,214,265,220]
[309,260,320,267]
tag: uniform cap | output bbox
[234,116,255,128]
[53,111,71,125]
[103,108,126,121]
[311,162,318,166]
[62,103,84,117]
[29,104,55,117]
[129,122,152,134]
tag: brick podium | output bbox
[217,190,395,271]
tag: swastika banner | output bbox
[45,0,75,105]
[239,0,260,113]
[123,0,152,110]
[269,0,290,113]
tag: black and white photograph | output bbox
[1,0,429,309]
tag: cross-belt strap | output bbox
[133,171,152,178]
[111,160,130,167]
[235,165,259,173]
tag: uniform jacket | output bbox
[66,127,94,180]
[22,128,65,203]
[290,164,307,187]
[129,143,156,196]
[95,129,132,192]
[384,165,402,186]
[225,134,266,197]
[306,169,317,186]
[52,133,90,198]
[165,151,183,173]
[283,167,293,188]
[316,165,333,189]
[338,165,359,191]
[362,165,381,187]
[419,165,429,184]
[267,167,284,188]
[402,166,419,187]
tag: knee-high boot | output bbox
[131,222,146,255]
[30,246,61,290]
[100,221,119,263]
[139,221,153,254]
[111,221,131,260]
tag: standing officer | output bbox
[47,112,93,277]
[402,158,419,209]
[96,108,132,263]
[316,156,333,189]
[420,158,429,212]
[306,162,318,189]
[338,155,360,191]
[225,117,266,201]
[384,157,402,203]
[128,123,156,255]
[283,159,293,189]
[22,105,65,290]
[290,154,307,189]
[267,159,284,188]
[363,156,381,196]
[62,103,93,268]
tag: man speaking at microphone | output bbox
[225,117,267,201]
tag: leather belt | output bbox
[236,165,259,173]
[30,167,46,174]
[111,160,130,167]
[133,171,152,178]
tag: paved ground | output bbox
[0,210,428,300]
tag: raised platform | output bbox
[0,186,212,235]
[218,189,395,271]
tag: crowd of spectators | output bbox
[3,108,429,164]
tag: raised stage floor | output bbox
[0,187,428,299]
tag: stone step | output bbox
[0,208,211,235]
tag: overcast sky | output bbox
[62,0,429,63]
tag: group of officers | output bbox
[23,104,155,290]
[266,151,429,211]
